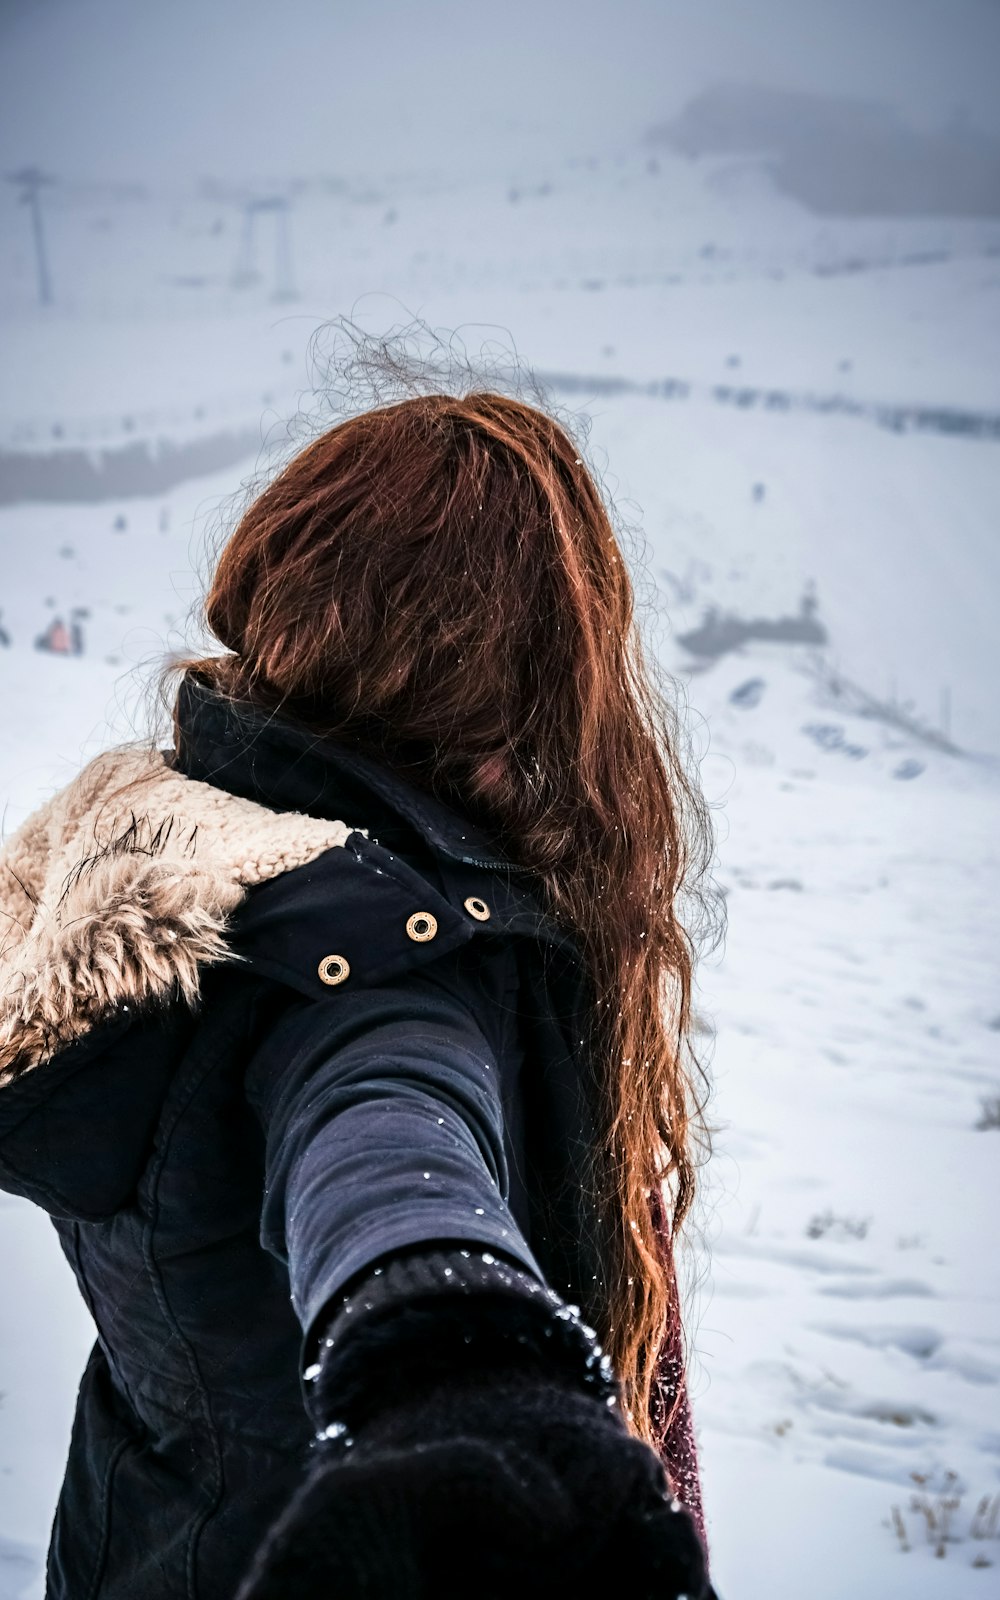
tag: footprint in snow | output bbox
[811,1322,943,1359]
[715,1237,876,1276]
[819,1276,935,1299]
[803,722,868,759]
[818,1393,939,1430]
[822,1442,935,1482]
[730,676,766,708]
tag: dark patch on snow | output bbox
[680,593,826,659]
[730,677,767,708]
[803,723,868,759]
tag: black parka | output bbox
[0,677,604,1599]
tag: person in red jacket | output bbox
[35,613,71,653]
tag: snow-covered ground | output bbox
[1,143,998,1597]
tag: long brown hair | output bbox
[183,390,714,1445]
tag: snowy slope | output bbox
[685,660,1000,1596]
[1,145,998,1597]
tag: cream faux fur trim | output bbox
[0,747,353,1082]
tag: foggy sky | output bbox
[1,0,998,185]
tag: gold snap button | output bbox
[318,954,350,986]
[463,896,491,922]
[406,912,438,942]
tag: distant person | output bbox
[0,394,715,1600]
[0,611,10,648]
[35,615,71,654]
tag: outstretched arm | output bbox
[241,944,712,1598]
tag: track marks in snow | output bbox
[693,748,1000,1593]
[814,1323,1000,1387]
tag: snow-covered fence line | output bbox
[0,382,298,455]
[541,369,1000,443]
[3,364,999,506]
[800,653,964,756]
[0,429,263,505]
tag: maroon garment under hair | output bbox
[649,1186,706,1549]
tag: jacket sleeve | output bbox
[242,942,543,1360]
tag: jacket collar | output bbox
[0,740,353,1081]
[172,674,517,874]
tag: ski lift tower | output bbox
[7,166,55,305]
[231,194,297,301]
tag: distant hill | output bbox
[650,84,1000,218]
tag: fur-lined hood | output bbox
[0,747,352,1082]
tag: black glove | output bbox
[236,1250,714,1600]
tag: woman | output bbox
[0,390,715,1598]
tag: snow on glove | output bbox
[235,1249,714,1600]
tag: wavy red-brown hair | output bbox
[181,390,713,1445]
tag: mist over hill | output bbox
[653,83,1000,216]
